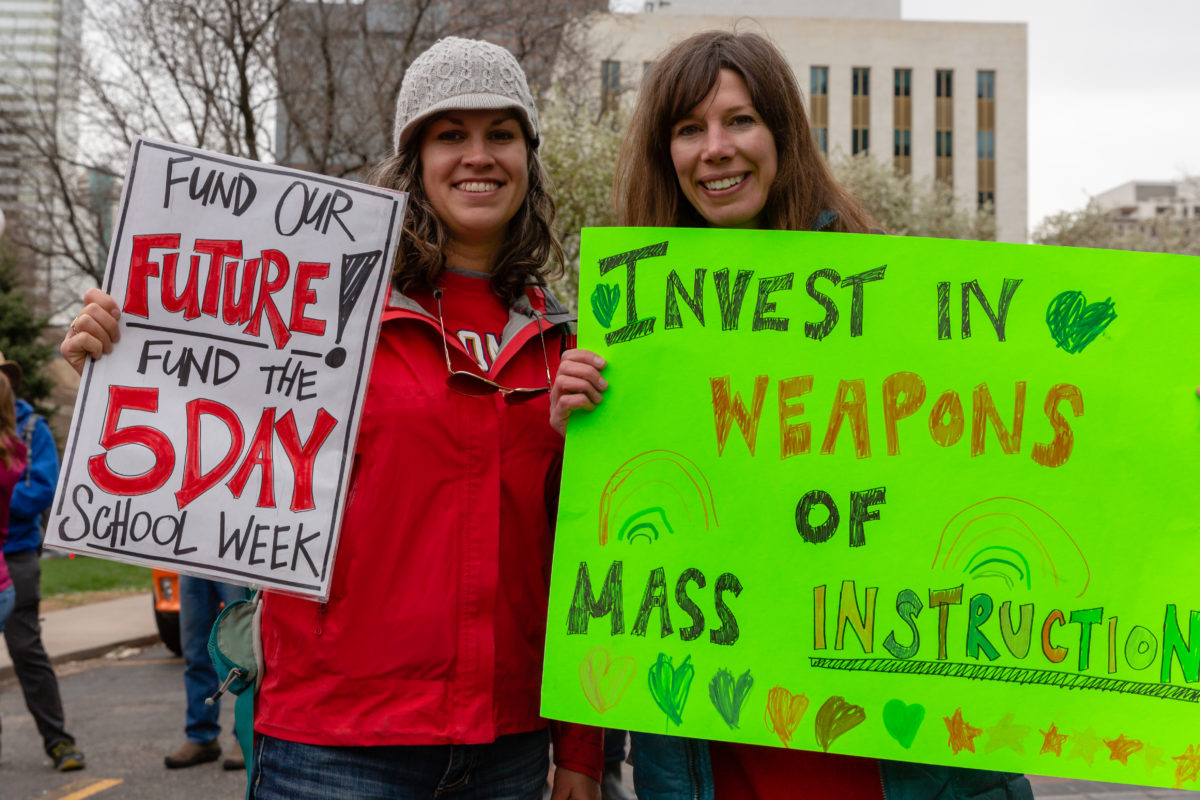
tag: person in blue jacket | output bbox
[0,351,85,772]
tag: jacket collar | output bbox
[383,281,575,330]
[382,280,576,370]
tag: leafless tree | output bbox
[272,0,603,176]
[1,0,605,311]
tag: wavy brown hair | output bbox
[0,373,21,470]
[616,30,878,234]
[370,114,564,305]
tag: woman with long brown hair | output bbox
[551,29,1031,800]
[613,31,875,235]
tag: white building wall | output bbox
[640,0,900,19]
[585,13,1028,242]
[869,63,891,163]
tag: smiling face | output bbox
[418,109,529,270]
[669,69,778,229]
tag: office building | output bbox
[1094,180,1200,225]
[0,0,81,216]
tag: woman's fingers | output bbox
[552,350,607,403]
[80,288,122,347]
[60,289,122,375]
[553,370,606,405]
[550,349,608,436]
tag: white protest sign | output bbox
[47,138,406,599]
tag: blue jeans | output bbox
[250,728,550,800]
[180,575,246,744]
[0,583,14,633]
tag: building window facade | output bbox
[852,67,870,155]
[977,70,996,210]
[810,66,829,155]
[601,59,620,114]
[935,69,953,186]
[893,68,912,174]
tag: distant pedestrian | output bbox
[0,370,26,633]
[0,351,86,771]
[163,576,245,770]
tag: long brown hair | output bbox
[616,30,878,233]
[371,117,565,306]
[0,372,21,470]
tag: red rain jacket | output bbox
[256,282,600,780]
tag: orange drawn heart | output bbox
[579,647,636,713]
[763,686,810,747]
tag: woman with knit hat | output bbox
[62,37,601,799]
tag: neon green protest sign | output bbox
[542,227,1200,789]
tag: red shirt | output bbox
[0,437,28,593]
[420,267,510,373]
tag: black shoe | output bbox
[164,739,221,769]
[49,741,86,772]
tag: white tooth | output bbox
[458,182,500,192]
[702,174,745,191]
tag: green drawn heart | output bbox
[1046,291,1116,354]
[647,653,694,727]
[708,668,754,729]
[591,283,620,329]
[882,699,925,749]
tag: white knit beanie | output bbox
[393,37,540,153]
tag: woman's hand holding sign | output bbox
[62,288,121,375]
[549,349,607,437]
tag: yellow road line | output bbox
[52,778,124,800]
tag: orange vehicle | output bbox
[151,568,181,655]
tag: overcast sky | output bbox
[904,0,1200,233]
[611,0,1200,235]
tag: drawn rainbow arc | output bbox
[930,497,1091,598]
[598,450,718,546]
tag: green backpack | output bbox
[207,588,262,785]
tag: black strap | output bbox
[21,412,38,486]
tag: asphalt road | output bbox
[1,642,245,800]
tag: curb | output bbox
[0,592,165,682]
[0,633,165,682]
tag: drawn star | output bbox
[1039,723,1069,756]
[984,713,1032,755]
[1143,744,1167,773]
[1172,744,1200,788]
[943,708,983,755]
[1066,727,1104,765]
[1104,734,1144,766]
